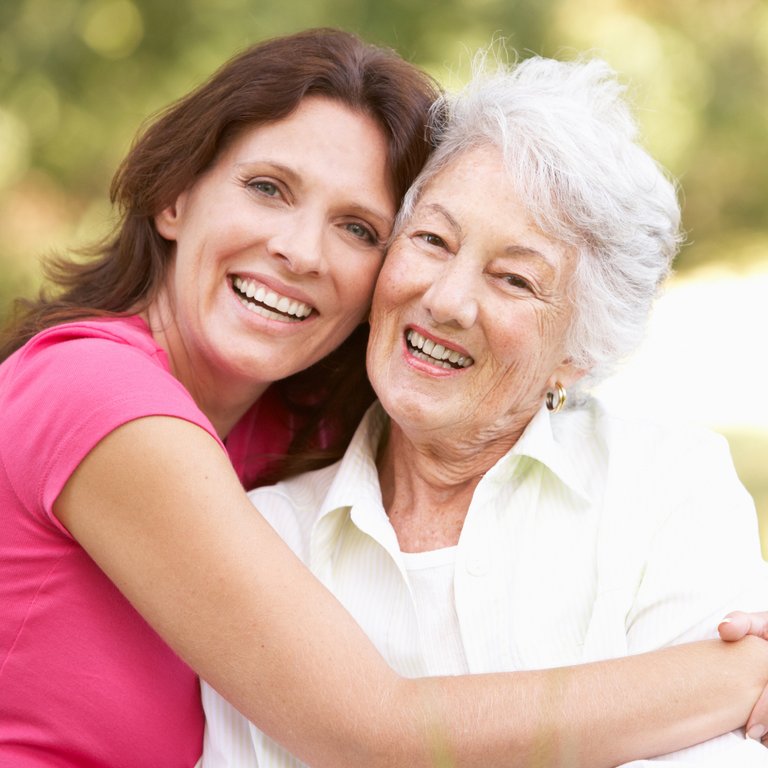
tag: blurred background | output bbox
[1,0,766,554]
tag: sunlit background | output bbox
[1,0,767,554]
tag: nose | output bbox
[421,259,479,329]
[266,210,327,276]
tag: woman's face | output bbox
[368,145,581,446]
[154,96,395,400]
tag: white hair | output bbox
[397,52,684,391]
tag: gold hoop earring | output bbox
[546,382,567,414]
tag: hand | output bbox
[719,611,768,643]
[719,611,768,743]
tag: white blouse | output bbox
[202,399,768,767]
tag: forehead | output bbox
[413,145,573,269]
[226,96,387,157]
[412,145,522,232]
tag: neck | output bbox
[142,304,268,439]
[377,421,521,553]
[188,385,266,440]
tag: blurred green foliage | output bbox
[724,429,768,557]
[1,0,767,549]
[3,0,768,297]
[2,0,767,289]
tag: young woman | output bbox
[1,27,766,768]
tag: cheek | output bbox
[368,300,398,350]
[486,310,540,362]
[487,309,563,380]
[535,313,557,355]
[537,307,572,363]
[367,296,404,370]
[366,310,405,401]
[377,239,425,294]
[372,262,418,317]
[342,260,384,322]
[368,267,399,320]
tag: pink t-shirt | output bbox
[0,316,291,766]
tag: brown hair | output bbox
[0,28,441,484]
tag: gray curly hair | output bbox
[397,53,684,391]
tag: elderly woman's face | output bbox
[368,145,580,442]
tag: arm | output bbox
[55,416,768,768]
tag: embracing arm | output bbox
[56,416,767,768]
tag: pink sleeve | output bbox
[1,329,224,534]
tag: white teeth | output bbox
[405,330,473,369]
[232,276,312,320]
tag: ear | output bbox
[154,192,187,241]
[550,357,588,391]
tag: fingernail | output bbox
[718,618,732,626]
[747,724,766,741]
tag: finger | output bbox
[718,611,768,642]
[719,612,751,641]
[746,683,768,742]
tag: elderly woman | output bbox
[202,55,768,766]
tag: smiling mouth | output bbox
[232,276,313,322]
[406,329,474,369]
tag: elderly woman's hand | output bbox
[719,611,768,743]
[719,611,768,642]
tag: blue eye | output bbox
[345,222,377,244]
[248,180,280,197]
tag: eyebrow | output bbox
[421,203,462,236]
[504,245,555,268]
[423,203,557,270]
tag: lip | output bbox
[229,272,317,309]
[229,272,318,326]
[408,325,472,357]
[402,324,474,374]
